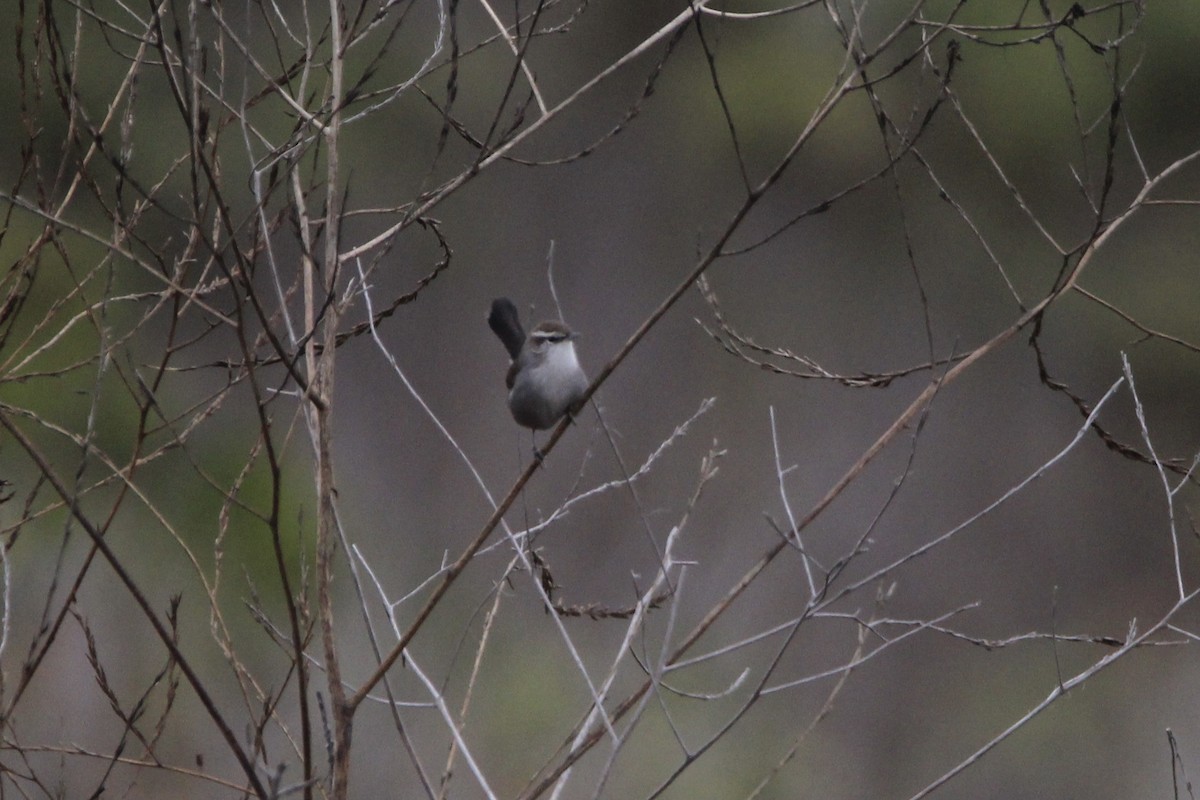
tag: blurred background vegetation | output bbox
[1,1,1200,797]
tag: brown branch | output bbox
[0,411,268,799]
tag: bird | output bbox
[488,297,589,431]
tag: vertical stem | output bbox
[310,1,351,796]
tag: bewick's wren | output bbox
[488,298,588,430]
